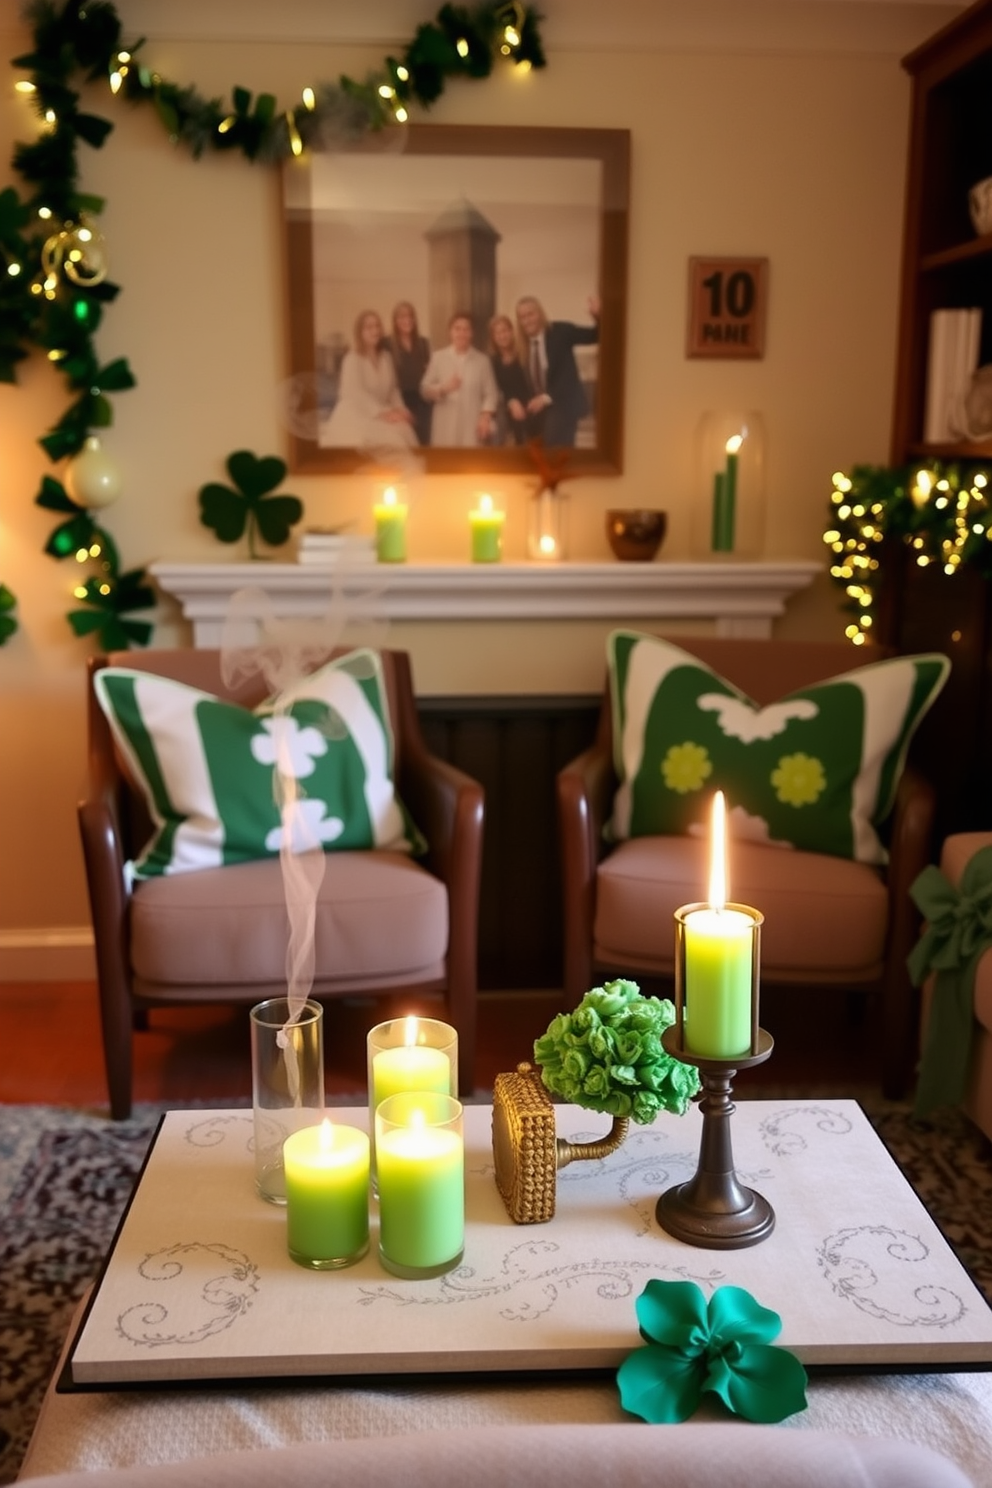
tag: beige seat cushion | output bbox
[594,835,887,983]
[130,852,447,993]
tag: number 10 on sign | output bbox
[687,257,768,359]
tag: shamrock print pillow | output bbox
[606,631,949,864]
[94,649,422,877]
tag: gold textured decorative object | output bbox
[491,1063,629,1224]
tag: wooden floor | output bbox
[0,979,887,1111]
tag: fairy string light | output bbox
[824,462,992,644]
[2,0,547,648]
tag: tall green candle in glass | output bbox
[711,434,743,552]
[376,1091,464,1278]
[681,791,759,1059]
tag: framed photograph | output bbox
[280,125,630,476]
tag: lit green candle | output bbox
[372,1039,452,1110]
[469,493,504,562]
[712,434,742,552]
[376,1093,464,1276]
[374,486,408,562]
[682,791,758,1059]
[283,1118,370,1269]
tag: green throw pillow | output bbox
[607,632,949,865]
[94,649,423,878]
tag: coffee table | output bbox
[63,1097,992,1388]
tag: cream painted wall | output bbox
[0,1,942,971]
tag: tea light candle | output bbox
[469,493,504,562]
[376,1096,464,1275]
[682,791,757,1059]
[283,1118,370,1269]
[374,486,408,563]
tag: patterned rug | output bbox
[1,1098,991,1485]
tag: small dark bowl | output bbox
[606,509,667,562]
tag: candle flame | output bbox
[911,469,933,509]
[409,1106,427,1132]
[403,1014,419,1048]
[382,486,397,508]
[725,434,743,456]
[478,493,493,514]
[708,790,728,910]
[319,1116,334,1150]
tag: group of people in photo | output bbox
[319,295,600,450]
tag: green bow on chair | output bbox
[908,845,992,1117]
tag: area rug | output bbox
[1,1098,991,1485]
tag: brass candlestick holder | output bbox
[655,900,774,1250]
[655,1023,774,1249]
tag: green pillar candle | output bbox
[283,1119,370,1269]
[712,433,743,552]
[376,1093,464,1277]
[711,471,730,551]
[469,494,504,562]
[374,488,408,562]
[683,906,756,1058]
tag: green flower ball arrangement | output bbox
[533,979,700,1123]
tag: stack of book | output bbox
[924,307,982,443]
[297,531,376,566]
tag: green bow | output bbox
[908,845,992,1117]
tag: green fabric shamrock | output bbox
[533,978,700,1123]
[617,1280,808,1425]
[67,568,155,651]
[908,846,992,1117]
[0,583,18,645]
[198,450,303,556]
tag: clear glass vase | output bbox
[693,412,766,558]
[527,487,568,561]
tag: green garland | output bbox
[824,459,992,643]
[1,0,546,648]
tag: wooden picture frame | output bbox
[281,125,629,475]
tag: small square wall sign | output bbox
[686,257,768,359]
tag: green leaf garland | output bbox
[3,0,547,648]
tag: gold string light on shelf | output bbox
[824,463,992,644]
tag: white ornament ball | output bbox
[66,437,122,509]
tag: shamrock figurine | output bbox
[198,450,303,557]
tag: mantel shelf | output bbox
[150,558,821,646]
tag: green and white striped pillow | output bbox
[607,631,949,865]
[95,649,422,878]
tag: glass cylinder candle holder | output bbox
[527,487,568,561]
[250,997,324,1205]
[367,1016,458,1175]
[673,902,763,1060]
[284,1118,370,1270]
[692,411,766,559]
[469,493,504,562]
[376,1091,464,1278]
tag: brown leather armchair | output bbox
[78,648,484,1119]
[557,636,939,1100]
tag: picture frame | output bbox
[280,125,630,476]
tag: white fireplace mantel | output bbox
[150,559,821,648]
